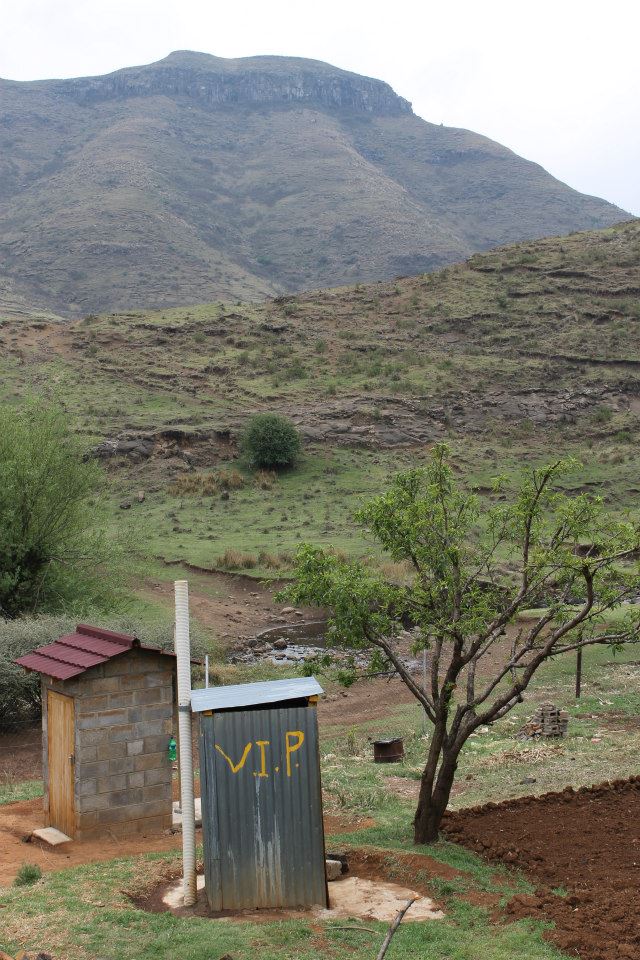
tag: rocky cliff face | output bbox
[43,52,413,115]
[0,51,629,318]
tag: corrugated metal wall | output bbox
[199,703,327,910]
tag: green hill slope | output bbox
[1,220,639,571]
[0,51,628,318]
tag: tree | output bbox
[241,413,301,470]
[283,445,640,843]
[0,402,118,617]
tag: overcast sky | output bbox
[2,0,638,215]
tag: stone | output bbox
[119,500,132,510]
[31,827,72,846]
[272,638,288,650]
[325,858,343,881]
[280,606,296,615]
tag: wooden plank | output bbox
[47,691,75,837]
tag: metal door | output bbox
[47,691,75,837]
[200,704,327,910]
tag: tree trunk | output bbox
[413,748,459,844]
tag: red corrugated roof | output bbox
[15,624,174,681]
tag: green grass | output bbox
[0,778,43,806]
[0,848,569,960]
[316,638,640,816]
[2,220,640,584]
[101,431,640,581]
[111,447,417,574]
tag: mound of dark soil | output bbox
[442,777,640,960]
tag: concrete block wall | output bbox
[42,648,175,839]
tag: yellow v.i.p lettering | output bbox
[215,741,253,773]
[255,740,270,777]
[285,730,304,776]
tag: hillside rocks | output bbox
[260,387,626,447]
[92,382,627,463]
[50,50,412,115]
[93,427,234,464]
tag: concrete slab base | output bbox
[161,872,444,922]
[31,827,72,846]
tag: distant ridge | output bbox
[0,51,629,317]
[36,50,413,114]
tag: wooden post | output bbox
[575,647,582,699]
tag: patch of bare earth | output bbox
[131,847,497,922]
[443,777,640,960]
[0,799,371,887]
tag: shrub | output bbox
[216,550,257,570]
[254,470,277,490]
[169,469,245,497]
[592,405,613,424]
[241,414,301,470]
[216,468,245,491]
[14,863,42,887]
[0,401,118,618]
[257,550,282,569]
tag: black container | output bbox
[373,737,404,763]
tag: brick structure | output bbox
[17,625,176,839]
[517,702,570,740]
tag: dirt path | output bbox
[0,798,370,887]
[318,676,415,726]
[139,567,325,643]
[0,798,187,887]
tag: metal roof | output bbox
[191,677,323,713]
[15,623,174,681]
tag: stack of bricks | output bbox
[517,702,569,739]
[41,648,175,839]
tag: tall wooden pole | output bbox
[575,647,583,699]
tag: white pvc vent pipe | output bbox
[174,579,197,906]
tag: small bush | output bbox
[254,470,277,490]
[256,550,293,570]
[216,468,245,491]
[241,414,301,470]
[0,615,76,728]
[216,550,257,570]
[169,469,245,497]
[257,550,282,569]
[14,862,42,886]
[592,406,613,424]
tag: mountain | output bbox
[0,51,629,319]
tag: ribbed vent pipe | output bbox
[174,579,197,906]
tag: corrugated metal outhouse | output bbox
[192,677,328,911]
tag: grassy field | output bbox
[1,220,639,581]
[1,223,639,959]
[0,845,571,960]
[2,638,638,960]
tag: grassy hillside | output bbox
[0,51,627,318]
[1,220,639,575]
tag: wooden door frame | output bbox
[47,690,76,837]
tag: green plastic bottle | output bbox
[168,736,177,762]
